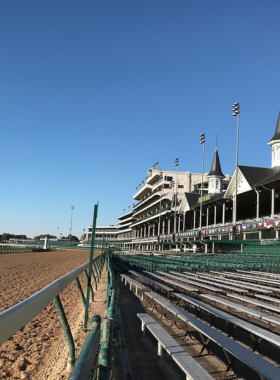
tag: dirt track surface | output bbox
[0,249,106,379]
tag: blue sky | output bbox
[1,0,280,238]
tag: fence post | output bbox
[84,270,94,301]
[99,318,114,380]
[54,295,75,368]
[84,203,98,330]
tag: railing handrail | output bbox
[0,255,101,346]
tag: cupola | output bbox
[207,146,225,194]
[268,111,280,168]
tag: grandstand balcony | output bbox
[133,193,171,217]
[130,205,172,227]
[133,183,153,201]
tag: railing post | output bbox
[84,203,98,330]
[54,295,75,368]
[99,318,114,380]
[91,264,98,290]
[84,270,94,301]
[93,261,100,282]
[74,277,86,308]
[68,315,101,380]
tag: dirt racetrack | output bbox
[0,249,107,379]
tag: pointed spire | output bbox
[207,146,224,178]
[268,111,280,143]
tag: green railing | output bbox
[68,249,119,380]
[99,250,119,380]
[0,252,106,370]
[113,250,280,274]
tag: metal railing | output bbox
[68,249,119,380]
[0,252,106,368]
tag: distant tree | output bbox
[68,235,79,242]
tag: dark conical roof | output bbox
[269,111,280,143]
[208,147,224,178]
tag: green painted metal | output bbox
[98,318,114,380]
[93,261,100,282]
[54,295,75,368]
[91,263,98,290]
[84,270,94,301]
[68,315,101,380]
[84,203,99,330]
[74,277,86,308]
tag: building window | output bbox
[165,176,173,181]
[178,185,184,189]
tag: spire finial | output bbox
[215,134,218,151]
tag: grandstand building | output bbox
[85,110,280,253]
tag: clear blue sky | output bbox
[1,0,280,238]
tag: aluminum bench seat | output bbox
[157,271,221,293]
[201,294,280,331]
[145,292,280,380]
[175,272,248,294]
[227,294,280,314]
[201,273,273,294]
[142,270,198,293]
[173,293,280,350]
[242,271,280,279]
[211,271,280,287]
[128,270,173,294]
[255,294,280,305]
[137,313,214,380]
[120,274,147,300]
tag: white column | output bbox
[183,212,186,231]
[222,203,225,225]
[206,208,209,227]
[178,216,181,232]
[256,191,260,219]
[168,219,171,234]
[162,220,165,235]
[272,188,275,218]
[193,210,196,229]
[148,225,151,237]
[214,205,217,225]
[259,230,262,239]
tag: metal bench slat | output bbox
[137,313,214,380]
[202,294,280,325]
[145,292,280,380]
[128,270,173,292]
[227,294,280,314]
[199,272,273,293]
[120,274,147,290]
[174,293,280,347]
[142,270,198,292]
[157,271,220,293]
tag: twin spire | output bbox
[208,146,224,178]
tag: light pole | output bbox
[174,158,179,233]
[69,206,74,241]
[158,171,163,237]
[169,180,175,233]
[199,133,205,240]
[232,102,240,240]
